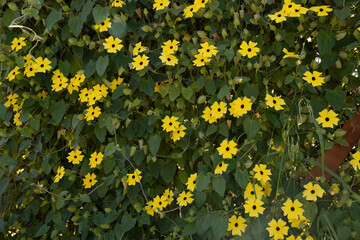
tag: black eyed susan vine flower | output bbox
[131,54,149,70]
[217,139,238,159]
[349,151,360,170]
[83,173,97,189]
[244,198,265,218]
[67,149,84,164]
[153,0,170,11]
[238,41,260,58]
[303,70,325,87]
[316,109,339,128]
[227,215,247,237]
[111,0,125,7]
[265,94,286,111]
[214,161,228,175]
[54,166,65,183]
[127,169,142,186]
[11,37,26,51]
[281,198,304,220]
[103,36,123,53]
[302,182,325,201]
[94,18,112,32]
[186,173,197,192]
[177,191,194,207]
[229,97,252,117]
[266,219,289,240]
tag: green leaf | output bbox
[212,176,225,196]
[109,20,127,39]
[160,160,177,183]
[140,78,155,96]
[182,87,193,101]
[35,224,50,237]
[243,84,259,98]
[317,30,336,55]
[96,55,109,77]
[224,49,235,61]
[68,14,83,37]
[79,194,91,203]
[196,212,212,235]
[92,5,109,24]
[235,169,249,189]
[104,142,117,157]
[243,117,260,139]
[183,222,197,236]
[80,0,94,23]
[321,52,338,70]
[206,124,218,136]
[0,155,17,167]
[325,87,345,111]
[30,118,40,131]
[51,100,66,123]
[94,124,106,143]
[211,214,228,240]
[15,55,24,68]
[149,134,161,156]
[334,7,350,20]
[0,104,6,120]
[169,85,180,101]
[217,85,231,99]
[196,173,211,192]
[46,9,62,30]
[56,198,65,210]
[120,212,136,232]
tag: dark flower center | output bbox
[18,42,21,45]
[183,197,187,200]
[193,180,196,184]
[112,44,115,48]
[276,227,280,231]
[201,59,204,62]
[325,117,329,122]
[252,205,257,210]
[295,9,299,12]
[92,112,95,115]
[288,4,292,8]
[101,22,105,26]
[260,171,263,175]
[159,201,162,205]
[320,8,323,12]
[241,104,244,108]
[177,130,180,133]
[226,147,230,151]
[132,175,135,179]
[273,100,277,104]
[291,207,295,211]
[235,223,238,227]
[89,179,92,182]
[311,190,315,194]
[278,14,282,17]
[140,62,143,65]
[167,58,171,61]
[190,8,193,11]
[207,49,210,52]
[251,191,254,195]
[160,3,163,5]
[40,64,44,68]
[248,48,252,52]
[170,46,173,49]
[312,77,316,81]
[219,163,222,167]
[169,122,173,126]
[30,68,33,71]
[218,108,221,112]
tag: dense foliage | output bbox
[1,0,360,239]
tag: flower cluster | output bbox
[160,40,179,66]
[183,0,209,18]
[145,189,174,216]
[161,116,186,142]
[193,41,217,67]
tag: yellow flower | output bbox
[217,139,238,159]
[177,191,194,207]
[94,18,112,32]
[51,69,65,81]
[229,97,252,117]
[227,215,247,236]
[73,73,86,84]
[215,161,228,175]
[93,84,109,98]
[6,66,20,81]
[238,41,260,58]
[103,36,123,53]
[303,182,325,201]
[288,214,309,229]
[11,37,26,51]
[193,53,211,67]
[265,94,286,111]
[211,101,227,119]
[35,57,52,73]
[13,112,22,126]
[303,71,325,87]
[194,0,209,9]
[244,198,265,217]
[186,173,197,192]
[144,201,155,216]
[288,6,308,17]
[4,93,19,108]
[310,5,333,16]
[110,77,124,92]
[161,40,180,54]
[131,54,149,70]
[87,89,103,106]
[79,88,90,102]
[316,109,339,128]
[127,169,142,186]
[350,151,360,170]
[152,195,167,211]
[24,63,38,77]
[154,80,168,93]
[52,76,68,92]
[67,149,84,164]
[153,0,170,11]
[89,151,104,168]
[162,188,174,205]
[23,54,33,67]
[133,42,146,56]
[83,173,98,189]
[198,42,218,57]
[183,4,200,18]
[266,219,289,240]
[67,79,80,94]
[202,107,217,123]
[330,183,340,195]
[281,0,300,16]
[261,181,272,197]
[85,106,101,121]
[37,90,48,100]
[171,124,186,142]
[159,52,178,66]
[253,164,272,183]
[162,116,180,132]
[112,0,125,7]
[281,198,304,220]
[244,182,264,200]
[269,11,287,23]
[54,166,65,183]
[283,48,300,59]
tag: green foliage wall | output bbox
[1,0,360,239]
